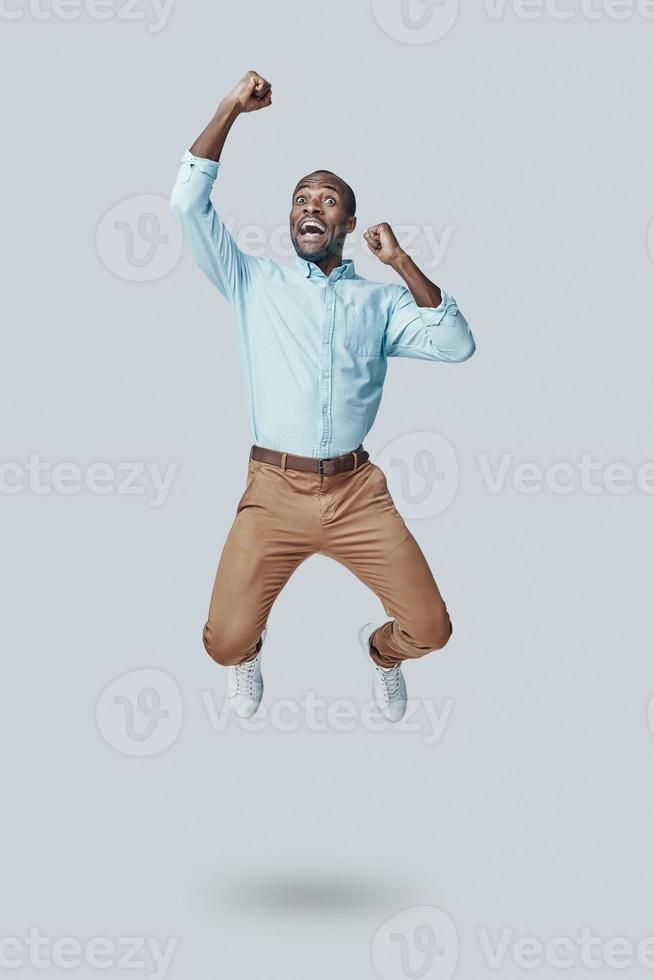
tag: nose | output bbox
[304,199,323,214]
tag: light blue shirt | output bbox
[170,150,475,459]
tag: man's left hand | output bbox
[363,222,404,265]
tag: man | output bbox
[170,70,475,723]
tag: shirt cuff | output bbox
[181,149,221,180]
[418,290,456,324]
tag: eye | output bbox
[324,197,336,206]
[296,195,307,204]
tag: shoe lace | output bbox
[234,656,258,696]
[378,665,401,700]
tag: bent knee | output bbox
[413,608,453,654]
[203,624,253,667]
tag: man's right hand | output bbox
[189,72,271,161]
[226,71,272,114]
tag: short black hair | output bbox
[309,170,357,217]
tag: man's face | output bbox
[290,172,356,263]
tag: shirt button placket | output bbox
[319,281,335,458]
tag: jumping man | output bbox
[170,71,475,723]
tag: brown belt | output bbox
[249,444,369,476]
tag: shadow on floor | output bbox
[199,864,414,918]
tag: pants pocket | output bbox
[236,461,258,513]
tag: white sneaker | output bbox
[358,622,408,723]
[227,628,266,719]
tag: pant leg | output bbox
[203,459,315,666]
[321,461,452,668]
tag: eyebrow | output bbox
[294,184,341,195]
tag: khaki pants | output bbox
[203,452,452,669]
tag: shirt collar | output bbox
[295,256,356,282]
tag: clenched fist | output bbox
[227,71,272,114]
[363,222,404,265]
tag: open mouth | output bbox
[298,218,327,238]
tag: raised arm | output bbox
[170,71,272,305]
[190,70,272,161]
[364,222,475,363]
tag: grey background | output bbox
[2,1,653,977]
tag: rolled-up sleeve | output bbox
[384,285,476,363]
[170,150,263,306]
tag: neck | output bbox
[315,253,345,277]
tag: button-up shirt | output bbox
[170,150,475,459]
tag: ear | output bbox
[346,215,357,235]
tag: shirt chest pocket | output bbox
[343,308,386,358]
